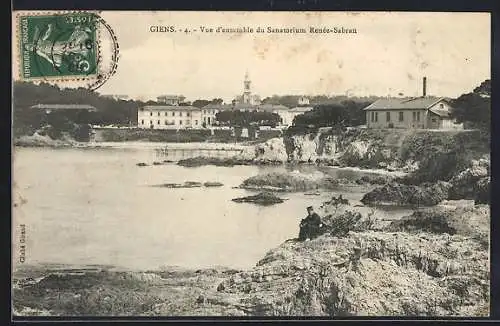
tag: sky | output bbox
[14,11,491,103]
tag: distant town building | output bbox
[102,95,130,101]
[156,95,186,106]
[286,106,315,126]
[30,104,97,113]
[233,71,261,105]
[297,96,310,105]
[363,78,462,129]
[138,105,220,129]
[201,104,228,126]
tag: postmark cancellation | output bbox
[14,11,119,90]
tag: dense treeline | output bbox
[287,100,371,135]
[13,81,144,126]
[216,110,281,127]
[450,79,490,131]
[261,95,382,107]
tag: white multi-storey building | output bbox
[138,105,203,129]
[156,95,186,106]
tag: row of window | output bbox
[141,119,198,126]
[370,111,421,123]
[145,111,192,117]
[143,110,218,117]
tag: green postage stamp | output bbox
[18,12,99,79]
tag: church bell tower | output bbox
[243,71,251,104]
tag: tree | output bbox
[211,98,223,105]
[292,101,370,128]
[192,99,211,108]
[13,81,150,136]
[216,110,281,127]
[451,79,490,130]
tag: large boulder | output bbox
[232,192,285,206]
[239,171,344,192]
[253,138,288,163]
[449,156,490,203]
[285,134,320,162]
[361,181,451,207]
[385,204,489,248]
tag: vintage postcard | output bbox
[11,11,491,318]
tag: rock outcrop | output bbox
[210,228,489,316]
[13,201,490,317]
[232,192,286,206]
[361,181,451,207]
[449,156,490,204]
[239,171,348,192]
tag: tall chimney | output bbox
[422,77,427,97]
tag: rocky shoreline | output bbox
[13,198,490,317]
[13,128,490,317]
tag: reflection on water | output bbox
[12,145,413,271]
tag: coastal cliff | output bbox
[251,128,487,172]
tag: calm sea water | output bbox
[12,145,413,271]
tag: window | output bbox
[157,112,160,116]
[165,120,168,125]
[187,112,190,117]
[150,112,153,116]
[399,112,404,122]
[165,112,168,116]
[157,120,160,125]
[195,120,198,125]
[141,119,144,125]
[180,112,183,117]
[386,112,391,122]
[412,112,416,121]
[172,112,175,117]
[439,103,444,109]
[416,112,421,121]
[150,120,153,124]
[180,120,183,125]
[374,112,378,122]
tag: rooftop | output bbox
[141,105,201,111]
[428,107,451,118]
[157,95,185,99]
[289,106,314,113]
[30,104,97,111]
[202,103,290,111]
[363,97,447,111]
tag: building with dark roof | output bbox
[363,78,462,130]
[363,97,460,129]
